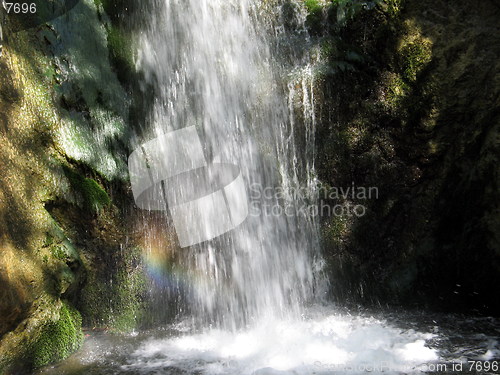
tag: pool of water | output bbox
[37,306,500,375]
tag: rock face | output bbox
[0,0,146,372]
[312,0,500,314]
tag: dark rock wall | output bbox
[313,0,500,315]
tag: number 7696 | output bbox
[5,3,37,14]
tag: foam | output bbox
[122,311,439,374]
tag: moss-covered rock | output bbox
[28,301,84,369]
[398,38,432,82]
[63,164,111,212]
[304,0,325,34]
[314,0,500,314]
[50,0,131,181]
[0,0,145,372]
[78,246,146,333]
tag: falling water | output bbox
[134,0,323,329]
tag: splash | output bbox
[121,310,439,375]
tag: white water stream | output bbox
[135,0,322,329]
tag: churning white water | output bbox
[40,308,500,374]
[121,311,439,375]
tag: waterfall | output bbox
[134,0,324,329]
[37,3,453,374]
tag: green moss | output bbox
[305,0,322,12]
[92,0,136,81]
[384,73,409,109]
[50,246,67,260]
[112,271,145,331]
[304,0,325,34]
[63,165,111,212]
[82,178,111,209]
[384,0,404,18]
[29,302,83,369]
[79,247,146,332]
[106,25,135,81]
[43,233,54,247]
[399,40,432,82]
